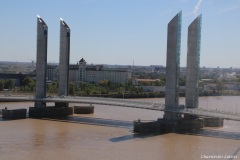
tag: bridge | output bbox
[0,96,239,121]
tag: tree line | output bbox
[0,79,15,90]
[0,76,167,98]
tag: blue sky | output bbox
[0,0,240,68]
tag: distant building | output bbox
[218,72,237,81]
[46,65,58,81]
[46,58,131,83]
[150,65,164,72]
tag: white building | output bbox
[47,58,131,83]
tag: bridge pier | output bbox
[201,117,224,127]
[2,108,27,119]
[133,118,204,134]
[29,106,73,118]
[133,113,225,134]
[134,114,205,134]
[159,116,204,132]
[74,105,94,114]
[55,102,69,108]
[184,114,199,120]
[34,101,46,108]
[163,112,182,121]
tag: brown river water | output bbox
[0,96,240,160]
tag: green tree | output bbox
[143,81,151,86]
[47,81,58,93]
[22,76,35,90]
[216,81,224,93]
[69,82,76,95]
[98,80,110,87]
[117,86,125,98]
[5,79,15,90]
[100,87,109,94]
[155,80,165,86]
[107,80,112,87]
[0,80,5,90]
[179,77,186,86]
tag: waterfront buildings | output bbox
[47,58,131,84]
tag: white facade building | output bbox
[47,58,131,83]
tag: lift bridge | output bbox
[0,96,239,121]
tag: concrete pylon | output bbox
[58,18,70,96]
[185,15,202,109]
[164,11,182,120]
[56,18,70,107]
[35,15,48,108]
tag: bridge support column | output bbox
[164,12,182,121]
[185,15,202,109]
[34,16,48,108]
[133,117,204,134]
[34,101,46,108]
[74,105,94,114]
[201,117,224,127]
[58,18,70,97]
[29,106,73,118]
[184,114,198,120]
[55,102,69,108]
[163,113,182,121]
[2,108,27,119]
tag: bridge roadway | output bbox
[0,96,239,121]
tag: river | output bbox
[0,96,239,160]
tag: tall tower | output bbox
[58,18,70,96]
[164,12,182,120]
[35,15,48,108]
[185,15,202,108]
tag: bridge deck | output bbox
[0,96,239,121]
